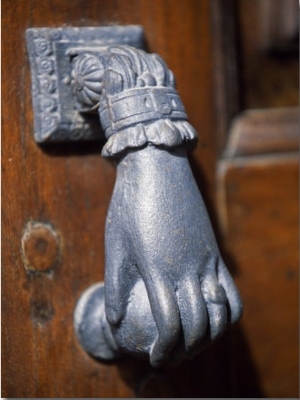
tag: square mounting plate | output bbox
[26,26,145,143]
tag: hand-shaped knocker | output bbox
[74,45,242,367]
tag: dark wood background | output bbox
[2,0,298,397]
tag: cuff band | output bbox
[99,87,187,138]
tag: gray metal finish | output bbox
[26,26,144,142]
[27,27,242,367]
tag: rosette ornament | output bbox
[71,53,104,111]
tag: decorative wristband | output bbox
[99,87,188,139]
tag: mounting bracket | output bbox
[26,26,144,143]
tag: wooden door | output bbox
[2,0,298,398]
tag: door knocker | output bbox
[26,26,242,367]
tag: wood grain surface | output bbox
[217,123,299,397]
[2,0,230,397]
[238,0,299,109]
[225,107,299,157]
[2,0,298,398]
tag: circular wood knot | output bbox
[21,222,60,272]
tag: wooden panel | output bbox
[238,0,299,109]
[2,0,236,398]
[217,152,299,397]
[5,1,298,397]
[225,107,299,157]
[210,0,243,154]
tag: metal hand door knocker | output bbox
[26,26,242,367]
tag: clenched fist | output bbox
[104,143,242,367]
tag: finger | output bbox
[206,302,228,340]
[217,259,243,323]
[144,275,180,367]
[201,272,228,340]
[176,275,208,353]
[104,231,131,326]
[201,270,227,305]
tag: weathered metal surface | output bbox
[73,44,243,367]
[26,26,144,142]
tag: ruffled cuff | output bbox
[101,119,198,157]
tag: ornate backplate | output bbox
[26,26,145,143]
